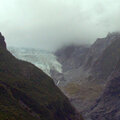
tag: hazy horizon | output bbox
[0,0,120,51]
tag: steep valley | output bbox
[8,32,120,120]
[51,32,120,119]
[0,33,83,120]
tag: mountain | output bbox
[89,76,120,120]
[51,44,89,87]
[51,32,120,117]
[55,45,89,72]
[92,34,120,81]
[83,32,118,69]
[0,33,83,120]
[5,31,120,120]
[52,32,118,87]
[87,38,120,120]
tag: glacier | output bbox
[8,47,62,76]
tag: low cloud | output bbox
[0,0,120,51]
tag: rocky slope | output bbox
[51,44,89,87]
[52,33,118,86]
[0,33,83,120]
[83,32,118,69]
[92,35,120,81]
[89,76,120,120]
[51,32,120,117]
[55,45,89,72]
[87,39,120,120]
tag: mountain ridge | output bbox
[51,32,120,119]
[0,33,83,120]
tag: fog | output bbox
[0,0,120,51]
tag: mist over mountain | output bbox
[0,0,120,51]
[50,32,120,120]
[7,30,120,120]
[0,33,84,120]
[1,0,120,120]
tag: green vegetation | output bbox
[0,47,81,120]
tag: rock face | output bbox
[88,43,120,120]
[84,32,118,69]
[0,32,6,49]
[89,77,120,120]
[89,66,120,120]
[51,32,120,119]
[52,44,90,88]
[0,33,83,120]
[91,33,120,81]
[55,44,89,72]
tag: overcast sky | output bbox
[0,0,120,51]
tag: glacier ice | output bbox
[8,47,62,76]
